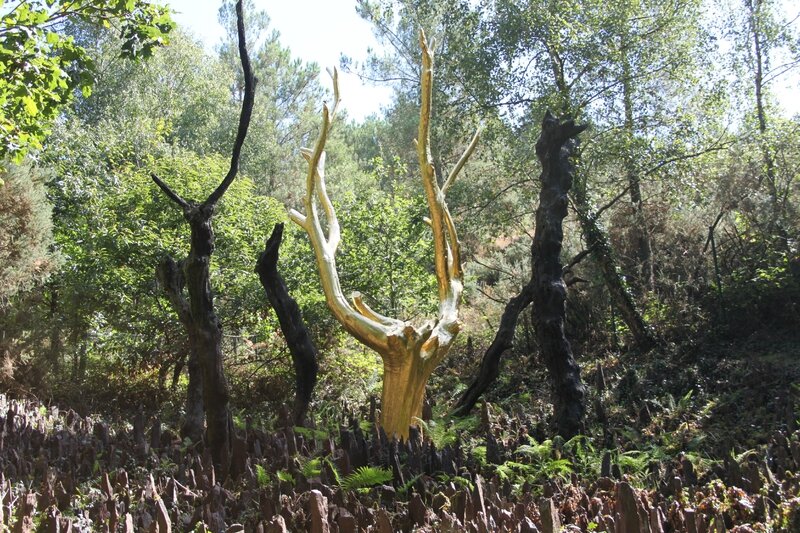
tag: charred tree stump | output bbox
[451,283,534,417]
[151,0,255,480]
[255,223,319,426]
[532,112,587,438]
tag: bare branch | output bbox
[417,29,468,306]
[443,124,482,194]
[351,292,396,327]
[290,69,397,354]
[151,173,190,211]
[593,182,634,219]
[206,0,257,207]
[563,247,594,274]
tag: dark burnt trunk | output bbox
[255,223,319,426]
[532,112,587,438]
[451,283,533,417]
[151,0,254,481]
[184,206,233,479]
[156,256,204,443]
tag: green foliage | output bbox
[293,426,329,441]
[276,470,294,484]
[513,438,574,480]
[399,473,424,495]
[0,0,174,160]
[336,174,438,320]
[0,162,58,300]
[340,466,393,492]
[299,457,323,479]
[416,415,479,449]
[36,139,306,397]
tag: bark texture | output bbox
[255,223,319,426]
[532,112,587,438]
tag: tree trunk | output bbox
[185,206,233,479]
[183,346,204,442]
[575,208,656,349]
[380,349,434,438]
[622,52,655,291]
[156,256,204,443]
[451,283,533,417]
[747,0,785,247]
[545,35,655,350]
[532,112,587,438]
[151,0,254,480]
[255,223,319,427]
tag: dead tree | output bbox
[532,112,587,438]
[151,0,255,479]
[255,223,319,426]
[289,33,480,439]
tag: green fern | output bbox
[450,475,475,491]
[516,438,554,460]
[276,470,295,484]
[340,466,393,491]
[617,450,650,475]
[543,458,574,478]
[255,464,270,487]
[399,473,424,495]
[299,457,322,479]
[294,426,329,441]
[323,456,343,486]
[471,445,487,467]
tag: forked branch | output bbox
[416,30,480,311]
[288,70,396,354]
[290,34,479,364]
[151,0,256,210]
[206,0,257,206]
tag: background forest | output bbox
[1,0,799,531]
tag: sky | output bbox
[165,0,394,122]
[165,0,799,120]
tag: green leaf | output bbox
[21,96,38,116]
[340,466,392,491]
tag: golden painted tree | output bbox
[289,32,479,439]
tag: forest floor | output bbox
[1,325,800,532]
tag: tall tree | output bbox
[730,0,799,244]
[151,0,255,478]
[0,163,57,301]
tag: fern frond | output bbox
[400,473,424,495]
[324,456,343,486]
[341,466,393,491]
[300,457,322,479]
